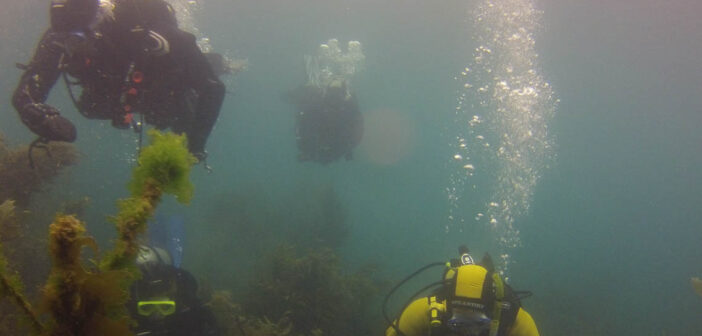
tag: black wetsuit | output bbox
[12,0,224,156]
[130,266,220,336]
[292,84,363,164]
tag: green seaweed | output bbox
[129,130,196,203]
[0,130,196,335]
[103,130,195,271]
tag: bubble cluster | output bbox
[166,0,212,52]
[305,39,366,91]
[448,0,558,272]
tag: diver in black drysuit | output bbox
[289,79,364,164]
[12,0,225,161]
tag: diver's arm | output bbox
[12,30,76,142]
[188,75,225,158]
[385,298,432,336]
[507,308,540,336]
[12,30,63,110]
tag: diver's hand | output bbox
[193,151,206,162]
[192,150,213,173]
[20,103,77,142]
[192,150,207,163]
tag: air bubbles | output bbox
[463,164,475,176]
[513,86,535,96]
[447,0,557,277]
[469,115,482,127]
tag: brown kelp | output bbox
[0,136,78,208]
[0,130,195,335]
[42,215,131,336]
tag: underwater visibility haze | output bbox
[1,0,701,334]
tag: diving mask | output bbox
[137,300,176,317]
[446,307,491,336]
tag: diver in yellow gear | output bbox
[384,246,539,336]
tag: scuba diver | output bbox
[12,0,225,162]
[384,246,539,336]
[287,39,365,164]
[131,245,220,335]
[289,77,363,164]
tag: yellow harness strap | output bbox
[489,272,505,336]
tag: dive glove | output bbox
[20,103,77,142]
[192,150,207,163]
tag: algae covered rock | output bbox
[0,136,78,208]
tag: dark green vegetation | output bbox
[194,184,388,335]
[246,245,384,335]
[0,135,79,332]
[204,245,385,336]
[0,135,79,208]
[1,130,386,335]
[0,130,195,335]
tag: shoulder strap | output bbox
[496,284,523,336]
[489,272,505,336]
